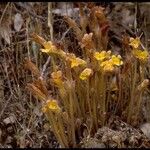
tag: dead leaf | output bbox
[14,13,23,32]
[140,123,150,139]
[0,25,11,44]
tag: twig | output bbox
[26,18,31,60]
[40,56,51,79]
[60,27,71,41]
[134,2,138,36]
[40,2,54,78]
[0,2,10,25]
[0,94,12,119]
[13,114,35,144]
[48,2,54,41]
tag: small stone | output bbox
[81,137,106,148]
[33,107,42,117]
[7,145,12,148]
[92,143,106,148]
[7,126,14,134]
[140,123,150,139]
[5,136,13,144]
[3,116,15,125]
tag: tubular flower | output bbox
[79,68,93,80]
[110,55,123,66]
[94,50,111,61]
[129,37,141,49]
[132,49,149,62]
[41,41,57,53]
[51,71,63,87]
[42,99,61,113]
[70,57,87,68]
[40,41,66,57]
[100,60,114,72]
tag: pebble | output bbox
[140,123,150,139]
[3,116,15,125]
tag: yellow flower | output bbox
[100,60,114,72]
[70,57,87,68]
[43,41,54,49]
[79,68,93,80]
[51,71,63,87]
[41,41,57,53]
[94,50,111,61]
[111,55,123,66]
[129,37,141,49]
[41,41,66,57]
[132,49,149,62]
[42,99,61,113]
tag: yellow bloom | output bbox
[129,37,141,49]
[94,50,111,61]
[41,41,66,57]
[79,68,93,80]
[42,99,61,113]
[132,49,149,62]
[111,55,123,66]
[41,41,57,53]
[100,60,114,72]
[70,57,87,68]
[43,41,54,49]
[51,71,63,87]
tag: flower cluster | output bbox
[132,49,149,62]
[39,39,124,74]
[94,50,111,61]
[61,53,86,69]
[29,13,150,147]
[129,37,149,62]
[69,57,87,68]
[94,51,123,72]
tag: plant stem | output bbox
[127,60,137,124]
[57,114,69,147]
[98,72,106,126]
[46,111,66,148]
[86,79,93,128]
[69,87,76,147]
[93,73,98,130]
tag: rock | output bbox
[5,136,13,144]
[33,107,42,117]
[140,123,150,139]
[3,116,15,125]
[81,116,150,148]
[80,137,106,148]
[7,126,14,134]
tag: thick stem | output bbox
[46,111,66,148]
[98,72,106,126]
[68,87,76,147]
[127,60,137,124]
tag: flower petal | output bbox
[79,68,93,80]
